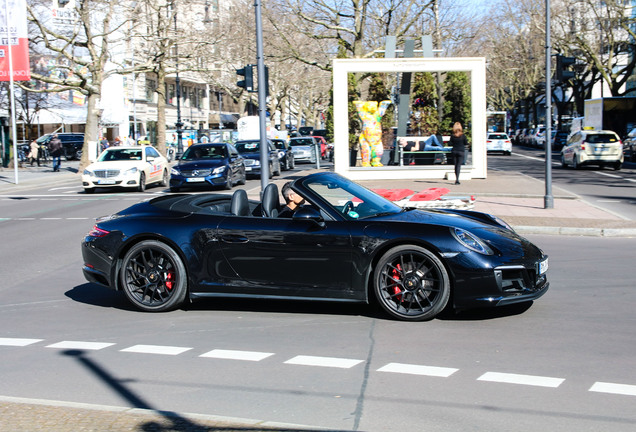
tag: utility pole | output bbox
[544,0,553,209]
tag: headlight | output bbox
[83,169,93,176]
[213,166,226,174]
[170,167,180,175]
[451,228,494,255]
[124,167,138,175]
[252,160,261,166]
[278,151,285,158]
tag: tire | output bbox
[223,175,233,190]
[572,157,579,170]
[561,155,568,168]
[159,169,168,187]
[120,240,187,312]
[137,172,146,192]
[274,162,281,177]
[373,245,450,321]
[614,162,622,171]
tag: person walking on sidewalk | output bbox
[28,139,40,166]
[449,122,468,185]
[48,134,63,172]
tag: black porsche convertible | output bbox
[82,172,549,321]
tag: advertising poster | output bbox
[0,0,30,81]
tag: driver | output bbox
[279,181,306,218]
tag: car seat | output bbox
[230,189,250,216]
[261,183,280,217]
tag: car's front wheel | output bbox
[120,240,187,312]
[138,172,146,192]
[373,245,450,321]
[159,169,168,187]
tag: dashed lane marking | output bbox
[200,349,274,362]
[377,362,458,377]
[284,355,364,369]
[120,344,192,356]
[477,371,565,388]
[0,338,43,346]
[589,382,636,396]
[46,341,116,350]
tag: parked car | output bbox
[82,145,169,193]
[37,132,84,160]
[169,143,246,192]
[81,171,549,321]
[235,139,281,178]
[289,136,319,163]
[561,129,623,170]
[622,128,636,162]
[529,126,545,148]
[552,131,569,151]
[486,133,512,155]
[271,138,295,170]
[298,126,314,136]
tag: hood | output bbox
[176,159,226,169]
[87,160,144,170]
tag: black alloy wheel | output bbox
[120,240,187,312]
[373,245,450,321]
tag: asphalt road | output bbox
[491,145,636,220]
[1,162,635,431]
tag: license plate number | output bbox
[538,258,549,275]
[186,177,206,182]
[97,179,116,185]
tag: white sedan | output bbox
[82,146,169,193]
[486,133,512,155]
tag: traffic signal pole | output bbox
[544,0,553,209]
[254,0,269,192]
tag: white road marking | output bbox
[377,362,458,377]
[120,344,192,355]
[478,372,564,388]
[46,341,115,350]
[200,349,274,361]
[595,171,622,179]
[0,338,43,346]
[284,355,363,369]
[589,382,636,396]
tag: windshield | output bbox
[98,149,142,161]
[301,174,403,220]
[235,141,260,153]
[273,141,286,150]
[181,145,227,161]
[290,138,314,147]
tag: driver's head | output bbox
[282,181,305,208]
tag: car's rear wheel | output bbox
[120,240,187,312]
[561,154,567,168]
[138,172,146,192]
[373,245,450,321]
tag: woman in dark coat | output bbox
[449,122,468,184]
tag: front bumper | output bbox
[82,173,140,189]
[170,173,229,188]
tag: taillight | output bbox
[88,225,110,237]
[581,143,586,150]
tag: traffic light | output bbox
[556,54,576,82]
[236,65,254,91]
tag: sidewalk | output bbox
[2,161,636,237]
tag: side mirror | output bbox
[292,207,325,227]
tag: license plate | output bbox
[245,167,252,171]
[186,177,206,182]
[97,179,116,185]
[538,258,549,275]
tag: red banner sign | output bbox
[0,0,31,82]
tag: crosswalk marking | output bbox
[200,349,274,361]
[589,382,636,396]
[0,338,43,346]
[284,355,363,369]
[46,341,115,350]
[377,362,458,377]
[478,371,564,388]
[120,344,192,355]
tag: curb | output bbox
[513,225,636,237]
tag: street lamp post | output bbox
[173,1,184,158]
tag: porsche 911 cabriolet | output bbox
[81,172,549,321]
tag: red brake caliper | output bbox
[391,264,403,302]
[165,271,174,290]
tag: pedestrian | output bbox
[449,122,468,185]
[28,139,40,166]
[113,136,122,146]
[48,134,63,172]
[100,136,109,152]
